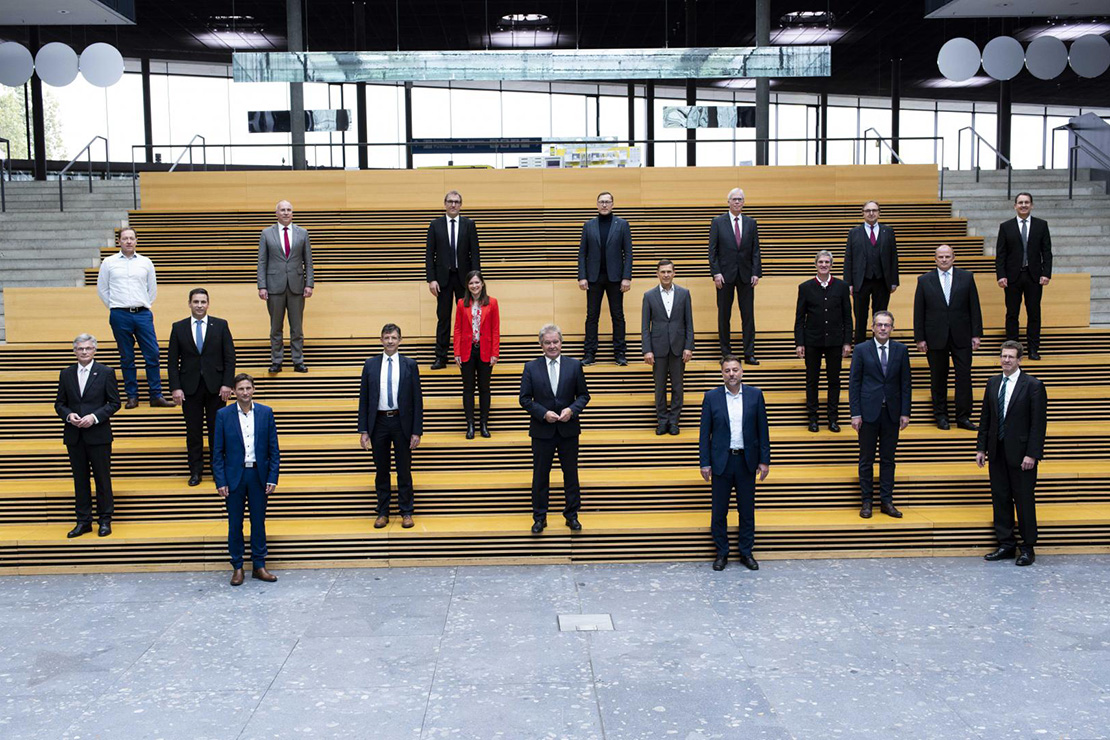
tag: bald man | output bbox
[258,200,314,373]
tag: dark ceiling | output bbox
[2,0,1108,106]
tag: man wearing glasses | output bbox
[426,191,481,370]
[844,201,899,344]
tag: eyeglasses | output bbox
[445,199,462,204]
[74,347,95,352]
[863,208,879,213]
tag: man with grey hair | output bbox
[258,199,314,373]
[520,324,591,534]
[794,250,852,432]
[55,334,121,538]
[708,187,761,364]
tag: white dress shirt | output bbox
[1000,367,1020,415]
[237,403,256,464]
[97,251,158,309]
[659,285,674,318]
[725,385,744,450]
[378,353,401,411]
[816,275,831,289]
[193,317,208,350]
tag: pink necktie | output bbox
[733,217,741,248]
[283,227,291,258]
[869,226,877,246]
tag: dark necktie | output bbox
[997,376,1008,440]
[387,357,394,408]
[450,219,457,269]
[1020,220,1028,268]
[733,217,741,248]
[879,344,888,375]
[869,226,877,246]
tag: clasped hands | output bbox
[544,409,574,423]
[66,413,97,428]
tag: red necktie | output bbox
[868,226,877,246]
[733,217,741,248]
[283,227,291,258]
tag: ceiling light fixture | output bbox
[780,10,835,26]
[501,13,549,24]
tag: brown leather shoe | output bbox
[401,514,414,528]
[880,502,903,518]
[252,567,278,582]
[149,396,175,408]
[230,568,244,586]
[125,397,140,409]
[859,502,873,519]
[374,515,389,529]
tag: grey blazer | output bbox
[258,223,314,294]
[641,284,695,357]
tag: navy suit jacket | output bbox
[519,355,590,439]
[212,402,280,492]
[848,339,912,424]
[698,384,771,476]
[357,353,424,439]
[577,215,633,284]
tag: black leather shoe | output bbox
[615,356,628,366]
[98,522,112,537]
[429,359,447,370]
[268,364,282,373]
[744,356,760,366]
[582,355,596,366]
[1028,351,1041,361]
[656,422,669,435]
[466,422,475,440]
[150,396,175,408]
[67,523,92,538]
[712,555,727,571]
[566,517,582,531]
[1015,549,1035,566]
[937,417,951,430]
[188,472,202,487]
[880,502,903,518]
[668,424,680,436]
[808,421,820,433]
[860,502,873,519]
[828,421,841,433]
[480,422,491,438]
[293,363,309,373]
[738,554,759,571]
[531,517,547,534]
[984,546,1016,561]
[956,418,979,431]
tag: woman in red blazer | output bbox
[453,271,500,439]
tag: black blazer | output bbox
[167,315,236,396]
[995,217,1052,283]
[425,215,480,285]
[843,223,899,291]
[357,353,424,439]
[577,215,633,284]
[794,277,852,348]
[913,268,984,350]
[848,340,912,424]
[519,355,590,439]
[55,361,121,446]
[641,284,695,357]
[708,213,761,285]
[976,371,1047,468]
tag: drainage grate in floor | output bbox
[557,613,615,631]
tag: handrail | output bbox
[0,137,10,213]
[1051,123,1110,200]
[861,128,904,164]
[957,126,1012,199]
[58,135,109,212]
[168,134,208,173]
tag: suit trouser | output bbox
[652,351,685,424]
[1004,269,1043,353]
[852,277,891,344]
[109,308,163,400]
[584,279,626,358]
[370,414,414,515]
[267,291,306,365]
[530,434,581,520]
[184,387,225,474]
[804,345,843,423]
[67,440,113,524]
[858,411,899,504]
[460,344,492,424]
[710,452,756,558]
[716,280,756,358]
[226,467,267,569]
[434,271,465,361]
[926,344,973,421]
[989,458,1038,548]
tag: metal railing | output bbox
[957,126,1012,200]
[1051,124,1110,200]
[58,136,109,212]
[168,134,207,172]
[0,137,10,213]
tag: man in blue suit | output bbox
[578,192,634,365]
[358,323,423,530]
[699,355,771,572]
[212,373,280,586]
[520,324,591,534]
[849,310,912,519]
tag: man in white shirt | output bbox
[96,227,173,409]
[641,259,694,435]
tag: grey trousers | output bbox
[652,351,685,425]
[267,291,305,364]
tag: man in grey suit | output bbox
[641,259,694,435]
[577,191,633,365]
[258,200,314,373]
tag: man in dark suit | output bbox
[642,259,694,435]
[976,341,1047,566]
[427,190,481,370]
[168,288,236,486]
[358,323,424,529]
[708,187,761,364]
[578,191,634,365]
[213,373,280,586]
[698,355,770,572]
[849,310,912,519]
[258,200,314,373]
[794,250,853,433]
[55,334,121,538]
[913,245,984,430]
[520,324,591,534]
[995,192,1052,360]
[844,200,899,344]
